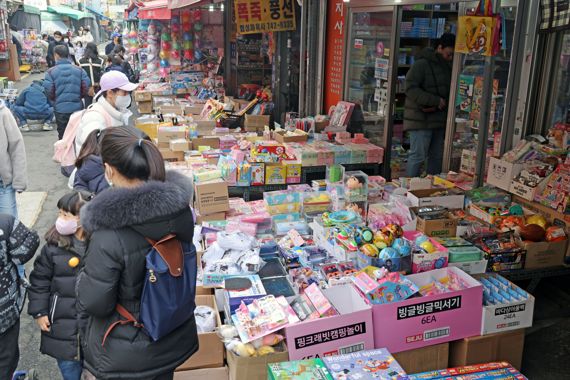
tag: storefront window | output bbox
[447,2,518,177]
[550,31,570,127]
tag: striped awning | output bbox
[541,0,570,32]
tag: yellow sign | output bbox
[456,16,496,56]
[234,0,296,35]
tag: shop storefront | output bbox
[323,0,537,184]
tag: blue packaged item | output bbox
[322,348,409,379]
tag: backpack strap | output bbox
[146,234,183,277]
[102,304,143,346]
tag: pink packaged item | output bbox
[304,283,338,318]
[352,133,369,144]
[351,272,379,295]
[226,220,258,236]
[335,132,352,144]
[230,149,246,164]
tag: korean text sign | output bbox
[234,0,296,35]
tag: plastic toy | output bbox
[355,226,374,245]
[360,243,379,257]
[392,238,411,256]
[526,214,548,230]
[374,230,394,249]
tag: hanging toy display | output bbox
[146,22,159,73]
[128,28,138,55]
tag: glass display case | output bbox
[444,1,520,179]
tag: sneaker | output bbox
[20,125,30,132]
[42,123,53,131]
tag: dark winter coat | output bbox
[27,240,87,361]
[74,155,108,194]
[15,81,52,118]
[0,214,40,334]
[44,60,90,114]
[104,42,116,56]
[404,48,452,131]
[46,40,66,68]
[79,57,105,87]
[77,171,198,379]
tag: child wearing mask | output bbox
[28,191,94,380]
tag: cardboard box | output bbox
[284,285,375,360]
[158,126,188,143]
[185,105,204,116]
[192,137,220,150]
[469,204,501,225]
[393,343,449,375]
[486,157,523,191]
[159,104,184,115]
[509,180,541,202]
[227,343,288,380]
[137,101,153,114]
[160,149,185,162]
[244,114,270,128]
[407,189,465,210]
[195,180,230,215]
[196,211,226,224]
[134,90,152,102]
[176,295,224,370]
[523,240,567,269]
[170,139,191,152]
[273,130,309,144]
[265,163,287,185]
[136,122,158,140]
[478,275,534,335]
[414,209,458,238]
[449,329,525,370]
[195,120,217,136]
[372,267,482,353]
[448,259,489,275]
[174,366,228,380]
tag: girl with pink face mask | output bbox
[27,191,94,380]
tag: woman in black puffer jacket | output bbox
[28,191,94,380]
[77,127,198,380]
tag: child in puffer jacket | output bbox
[73,129,109,194]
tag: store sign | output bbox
[233,0,296,35]
[323,0,346,112]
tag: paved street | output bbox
[15,72,69,378]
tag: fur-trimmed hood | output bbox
[80,171,194,239]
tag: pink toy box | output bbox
[370,266,482,353]
[285,285,375,360]
[404,231,450,274]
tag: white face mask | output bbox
[54,37,62,42]
[64,38,69,43]
[114,94,131,110]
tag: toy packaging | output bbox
[322,348,408,380]
[408,362,526,380]
[268,358,334,380]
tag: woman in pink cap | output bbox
[75,71,138,154]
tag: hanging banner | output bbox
[233,0,296,35]
[323,0,346,112]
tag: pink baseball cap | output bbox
[95,71,138,100]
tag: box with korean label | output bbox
[285,285,375,360]
[371,267,483,353]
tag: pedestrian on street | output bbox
[74,70,136,153]
[28,191,93,380]
[404,33,455,177]
[11,80,54,132]
[77,127,198,380]
[73,129,109,194]
[82,27,94,44]
[79,43,105,108]
[112,45,137,83]
[105,33,122,56]
[0,214,40,380]
[44,45,91,139]
[0,99,27,216]
[46,31,65,68]
[104,54,127,76]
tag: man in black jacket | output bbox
[46,31,65,68]
[0,214,40,379]
[404,33,455,177]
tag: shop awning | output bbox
[540,0,570,32]
[168,0,210,9]
[41,12,68,33]
[47,5,94,20]
[23,4,41,15]
[139,0,171,19]
[85,6,112,21]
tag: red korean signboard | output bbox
[324,0,347,112]
[234,0,296,35]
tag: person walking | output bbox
[404,33,455,177]
[105,33,121,55]
[79,43,105,108]
[77,127,198,380]
[0,213,40,380]
[28,191,93,380]
[46,31,65,68]
[112,45,136,83]
[11,80,54,132]
[74,70,136,153]
[44,45,91,140]
[82,27,94,44]
[0,99,27,216]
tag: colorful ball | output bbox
[160,58,169,67]
[183,50,193,60]
[161,32,171,41]
[171,50,181,59]
[392,238,411,257]
[172,41,181,50]
[379,247,399,260]
[419,241,436,254]
[159,50,169,60]
[415,234,429,246]
[183,32,193,41]
[193,22,203,32]
[161,41,172,51]
[171,24,180,33]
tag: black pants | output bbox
[84,95,94,108]
[0,320,20,380]
[55,112,72,140]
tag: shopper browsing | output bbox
[11,80,54,132]
[79,43,106,107]
[0,214,40,379]
[73,129,109,194]
[77,127,198,379]
[74,70,137,154]
[44,45,91,139]
[27,191,93,380]
[404,33,455,177]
